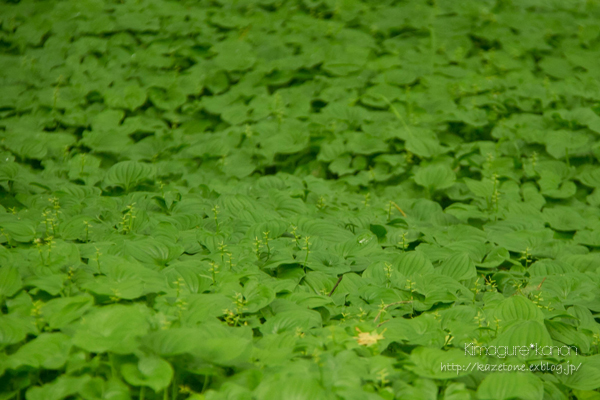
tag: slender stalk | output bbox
[302,236,311,273]
[171,372,177,400]
[202,375,210,393]
[373,300,413,323]
[391,201,407,217]
[328,275,344,297]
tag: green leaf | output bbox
[104,83,147,111]
[493,320,553,350]
[396,251,434,277]
[577,166,600,188]
[7,333,72,370]
[544,320,590,354]
[464,178,494,199]
[260,309,322,335]
[148,85,187,111]
[23,274,65,296]
[439,253,476,281]
[539,56,572,79]
[0,266,22,297]
[72,304,150,354]
[494,296,545,323]
[573,229,600,246]
[123,238,183,266]
[414,163,456,191]
[297,218,354,243]
[162,263,213,294]
[254,376,328,400]
[26,375,92,400]
[554,108,600,134]
[477,372,543,400]
[381,68,419,85]
[545,130,589,160]
[321,45,369,76]
[121,355,173,392]
[188,323,253,366]
[222,151,256,179]
[41,295,94,329]
[0,221,36,243]
[104,161,154,191]
[212,40,256,71]
[561,361,600,390]
[395,378,439,400]
[142,328,199,356]
[242,280,276,313]
[0,162,19,182]
[79,377,130,400]
[406,133,443,158]
[0,314,32,346]
[369,224,387,240]
[408,347,473,379]
[543,207,587,231]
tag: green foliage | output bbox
[1,0,600,399]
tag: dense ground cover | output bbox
[2,0,600,398]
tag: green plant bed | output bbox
[1,0,600,399]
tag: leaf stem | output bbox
[380,95,412,135]
[536,277,547,291]
[391,201,407,217]
[328,274,344,297]
[373,300,413,323]
[303,236,311,273]
[202,375,210,393]
[171,372,177,400]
